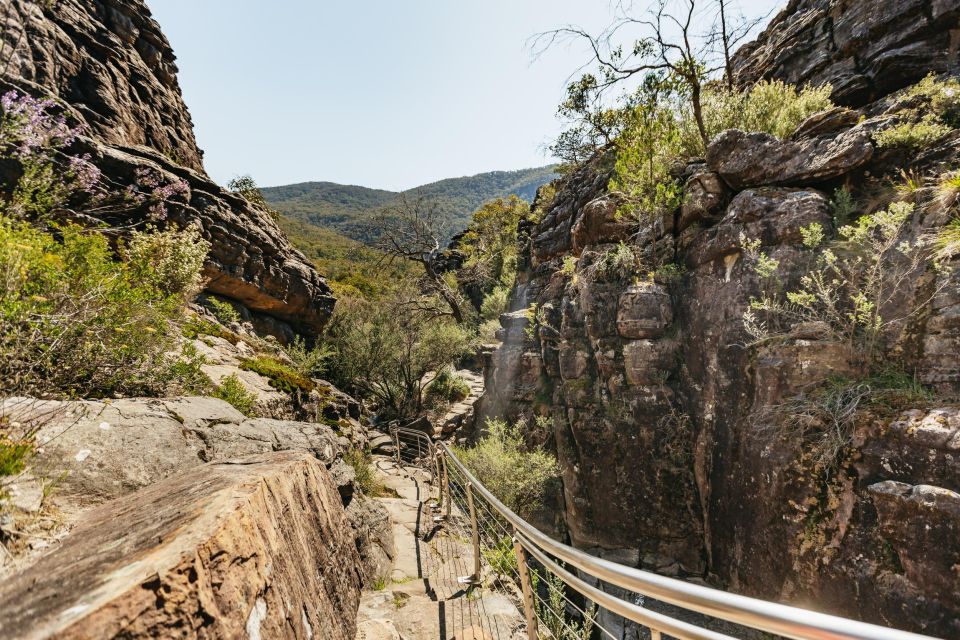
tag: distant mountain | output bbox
[263,166,557,245]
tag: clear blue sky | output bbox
[147,1,782,191]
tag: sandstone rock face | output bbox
[477,44,960,635]
[0,451,364,640]
[732,0,960,107]
[1,0,204,173]
[2,395,394,589]
[706,127,873,190]
[0,1,336,335]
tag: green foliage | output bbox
[531,182,558,222]
[0,216,209,397]
[206,296,240,325]
[831,186,857,227]
[426,368,471,404]
[182,315,241,344]
[241,355,315,394]
[531,570,597,640]
[743,202,938,368]
[166,342,213,395]
[213,374,258,416]
[874,74,960,149]
[585,242,643,283]
[453,418,559,518]
[482,535,518,577]
[612,79,833,221]
[936,217,960,262]
[0,431,32,478]
[262,167,556,246]
[227,175,280,221]
[285,336,334,378]
[874,118,952,149]
[480,286,510,322]
[458,195,529,305]
[124,224,209,298]
[325,292,476,419]
[342,448,387,497]
[279,216,416,299]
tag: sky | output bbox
[147,1,783,191]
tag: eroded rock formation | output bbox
[0,451,363,639]
[477,4,960,636]
[0,0,335,335]
[732,0,960,107]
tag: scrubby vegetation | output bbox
[342,448,387,497]
[611,79,833,221]
[425,368,471,405]
[741,201,942,367]
[325,292,475,420]
[212,374,258,416]
[874,74,960,149]
[454,418,559,518]
[227,175,280,221]
[241,355,315,394]
[205,295,240,325]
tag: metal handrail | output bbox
[390,426,437,483]
[437,442,939,640]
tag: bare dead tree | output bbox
[374,192,470,325]
[532,0,770,154]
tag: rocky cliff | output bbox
[732,0,960,107]
[0,0,334,335]
[477,2,960,636]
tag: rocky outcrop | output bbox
[1,0,204,173]
[732,0,960,107]
[1,395,394,589]
[0,451,363,640]
[0,0,335,335]
[477,60,960,640]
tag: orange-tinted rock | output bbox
[0,451,363,640]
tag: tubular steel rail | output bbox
[431,441,940,640]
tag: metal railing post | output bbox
[513,534,539,640]
[434,452,449,523]
[650,629,661,640]
[457,481,481,585]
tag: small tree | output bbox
[325,291,475,420]
[227,175,280,221]
[375,192,472,324]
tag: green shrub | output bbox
[874,117,952,149]
[936,217,960,262]
[206,296,240,325]
[182,315,241,344]
[742,201,940,369]
[342,448,387,496]
[426,368,471,404]
[227,175,281,221]
[241,355,315,393]
[831,186,857,227]
[213,374,258,416]
[612,79,833,221]
[874,74,960,149]
[0,216,209,397]
[454,418,558,518]
[482,535,518,577]
[285,336,333,378]
[480,286,510,322]
[531,570,597,640]
[166,343,213,395]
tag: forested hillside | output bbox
[263,165,556,244]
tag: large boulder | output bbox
[706,127,873,190]
[0,451,364,640]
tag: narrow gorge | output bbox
[0,1,958,639]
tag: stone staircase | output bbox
[436,370,485,438]
[355,458,524,640]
